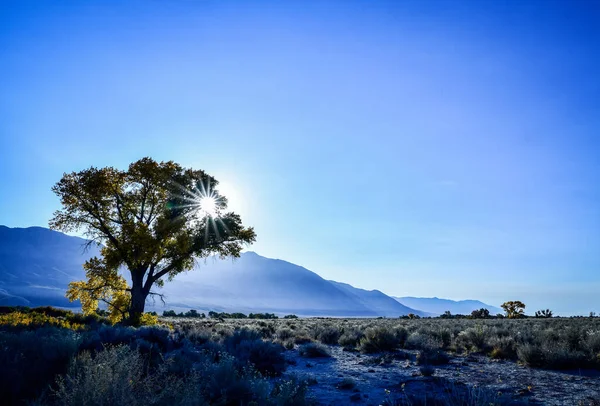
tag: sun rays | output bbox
[170,178,231,242]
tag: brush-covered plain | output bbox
[2,307,600,405]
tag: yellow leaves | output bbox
[67,256,131,324]
[139,312,159,326]
[0,311,84,330]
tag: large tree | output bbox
[50,158,256,325]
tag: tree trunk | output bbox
[127,271,148,326]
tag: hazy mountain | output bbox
[328,281,430,317]
[0,225,99,308]
[150,252,425,316]
[0,225,496,318]
[0,226,425,316]
[393,296,503,316]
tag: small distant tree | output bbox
[534,309,553,318]
[440,310,452,319]
[501,301,526,319]
[471,308,490,319]
[50,158,256,325]
[590,312,596,318]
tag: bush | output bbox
[416,349,450,365]
[224,328,286,376]
[489,336,517,360]
[0,310,85,330]
[419,364,436,377]
[310,324,341,345]
[0,327,80,404]
[276,328,295,341]
[405,332,441,351]
[299,342,331,358]
[338,328,364,348]
[358,327,399,353]
[517,343,546,367]
[336,377,356,390]
[269,376,310,406]
[457,325,490,352]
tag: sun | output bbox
[198,195,218,217]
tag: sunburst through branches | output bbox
[171,177,230,242]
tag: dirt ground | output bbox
[283,346,600,405]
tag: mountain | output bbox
[149,252,426,317]
[392,296,503,316]
[328,281,432,317]
[0,226,497,318]
[0,226,425,316]
[0,225,100,308]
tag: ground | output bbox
[283,345,600,405]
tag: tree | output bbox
[471,308,490,319]
[534,309,553,318]
[50,158,256,325]
[501,300,526,319]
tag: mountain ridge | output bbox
[393,296,503,316]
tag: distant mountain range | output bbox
[0,226,500,317]
[393,296,503,316]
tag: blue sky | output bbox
[1,0,599,315]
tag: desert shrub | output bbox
[310,324,341,345]
[416,349,450,365]
[489,336,517,360]
[338,328,364,348]
[134,326,172,351]
[517,343,546,367]
[336,377,356,390]
[359,327,399,353]
[229,338,286,376]
[195,353,270,404]
[394,326,409,347]
[269,376,310,406]
[139,312,160,326]
[419,364,436,377]
[584,331,600,355]
[293,335,314,345]
[256,322,277,339]
[457,325,490,352]
[405,332,441,351]
[564,326,585,351]
[53,345,206,406]
[431,328,452,349]
[53,344,306,406]
[299,342,331,358]
[79,325,136,351]
[181,326,213,345]
[225,328,263,345]
[224,328,286,376]
[31,306,75,318]
[543,345,589,369]
[0,311,85,330]
[0,327,80,404]
[276,327,295,341]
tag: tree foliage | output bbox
[501,300,526,319]
[470,308,490,319]
[50,158,256,325]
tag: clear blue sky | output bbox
[1,0,599,315]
